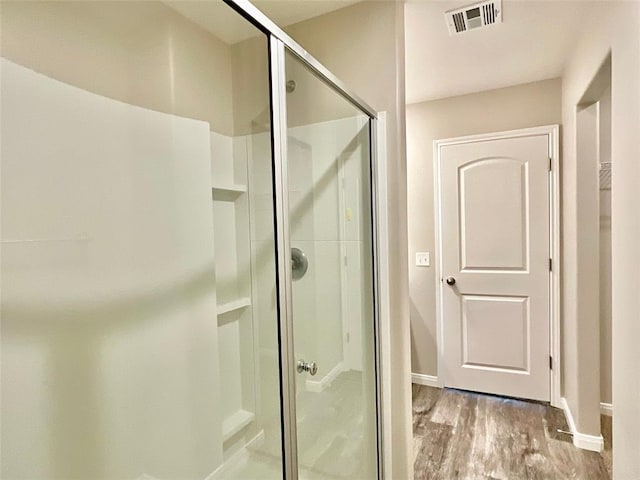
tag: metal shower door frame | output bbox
[222,1,384,478]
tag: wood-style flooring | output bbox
[413,384,612,480]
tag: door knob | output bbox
[446,276,456,286]
[296,359,318,376]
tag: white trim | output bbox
[600,402,613,416]
[560,397,604,452]
[548,125,561,408]
[434,125,561,407]
[374,113,393,480]
[411,373,441,388]
[305,362,344,393]
[434,131,445,397]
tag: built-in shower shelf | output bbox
[217,297,251,316]
[212,184,247,201]
[222,409,255,442]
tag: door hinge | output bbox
[549,157,552,171]
[549,258,552,271]
[549,356,553,370]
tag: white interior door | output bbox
[438,132,551,402]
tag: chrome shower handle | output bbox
[291,247,309,280]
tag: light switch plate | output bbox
[416,252,430,267]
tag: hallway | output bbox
[412,384,611,480]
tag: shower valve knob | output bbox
[297,360,318,376]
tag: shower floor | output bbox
[215,370,372,480]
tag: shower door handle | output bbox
[296,359,318,376]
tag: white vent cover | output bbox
[445,0,502,35]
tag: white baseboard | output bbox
[600,402,613,416]
[411,373,441,388]
[572,430,605,452]
[560,397,604,452]
[306,361,344,393]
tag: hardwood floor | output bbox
[413,384,612,480]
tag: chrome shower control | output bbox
[296,359,318,376]
[291,247,309,280]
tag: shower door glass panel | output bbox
[0,2,283,479]
[283,50,378,479]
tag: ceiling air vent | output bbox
[445,0,502,36]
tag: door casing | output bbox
[433,125,561,408]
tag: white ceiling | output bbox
[165,0,360,45]
[405,1,593,104]
[165,0,593,103]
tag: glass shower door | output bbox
[282,49,379,479]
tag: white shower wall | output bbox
[1,57,284,480]
[285,116,370,389]
[1,59,223,479]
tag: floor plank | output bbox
[601,414,612,478]
[413,385,611,480]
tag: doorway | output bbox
[434,126,560,403]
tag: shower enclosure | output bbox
[0,1,382,479]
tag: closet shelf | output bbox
[212,184,247,201]
[217,297,251,316]
[222,409,255,442]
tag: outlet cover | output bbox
[416,252,430,267]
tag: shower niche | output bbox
[210,131,258,454]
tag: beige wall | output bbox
[573,100,602,437]
[285,2,412,478]
[561,3,640,474]
[0,1,236,136]
[599,86,612,406]
[406,79,562,377]
[231,35,271,135]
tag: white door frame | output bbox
[433,124,561,408]
[372,111,400,479]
